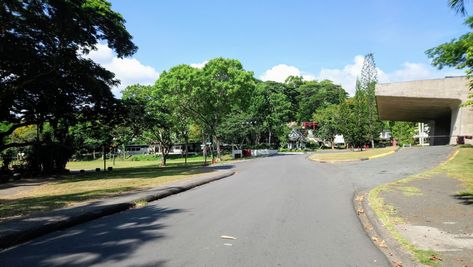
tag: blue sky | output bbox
[91,0,470,96]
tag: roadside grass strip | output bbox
[368,146,473,266]
[66,155,229,170]
[0,166,212,221]
[309,146,397,162]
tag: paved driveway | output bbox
[0,146,452,266]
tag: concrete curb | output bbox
[310,147,400,164]
[0,170,235,250]
[353,190,417,267]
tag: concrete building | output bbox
[376,76,473,145]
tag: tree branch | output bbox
[0,121,36,139]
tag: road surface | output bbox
[0,146,452,266]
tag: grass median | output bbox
[368,146,473,265]
[309,146,397,162]
[0,161,214,222]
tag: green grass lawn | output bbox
[309,146,397,162]
[66,155,220,170]
[0,164,213,222]
[440,145,473,194]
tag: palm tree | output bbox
[449,0,469,15]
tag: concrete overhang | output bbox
[376,76,468,122]
[376,96,460,122]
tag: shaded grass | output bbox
[439,147,473,194]
[0,165,212,221]
[66,155,223,170]
[368,146,473,265]
[309,147,397,161]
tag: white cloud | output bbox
[190,60,208,69]
[318,56,465,95]
[260,64,315,83]
[261,56,465,96]
[86,44,160,97]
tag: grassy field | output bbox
[309,146,397,162]
[66,155,225,170]
[368,146,473,265]
[0,164,213,221]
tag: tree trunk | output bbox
[160,147,167,166]
[215,137,221,161]
[184,135,188,166]
[93,150,96,160]
[202,131,207,166]
[102,145,106,171]
[268,130,272,146]
[371,139,375,149]
[209,137,214,162]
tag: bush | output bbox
[129,154,160,161]
[306,141,320,150]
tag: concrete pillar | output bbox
[450,105,460,145]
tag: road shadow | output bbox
[0,205,182,266]
[452,192,473,205]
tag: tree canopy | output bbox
[427,0,473,106]
[1,0,136,172]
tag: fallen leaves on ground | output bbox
[355,195,364,202]
[220,235,237,240]
[430,255,443,261]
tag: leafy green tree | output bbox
[0,0,137,162]
[449,0,469,15]
[217,111,253,149]
[257,81,291,145]
[296,80,347,122]
[161,58,256,160]
[122,83,178,166]
[284,76,304,121]
[389,122,416,146]
[426,0,473,105]
[343,91,369,149]
[200,58,256,159]
[313,104,342,149]
[426,17,473,106]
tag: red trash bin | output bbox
[243,149,252,157]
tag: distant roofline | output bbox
[377,75,467,86]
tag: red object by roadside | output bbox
[243,149,252,157]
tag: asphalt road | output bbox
[0,146,452,267]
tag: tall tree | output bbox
[284,76,304,121]
[359,54,383,147]
[427,5,473,106]
[389,121,417,146]
[153,64,200,163]
[313,104,342,149]
[0,0,137,160]
[449,0,469,15]
[296,80,347,122]
[161,58,256,160]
